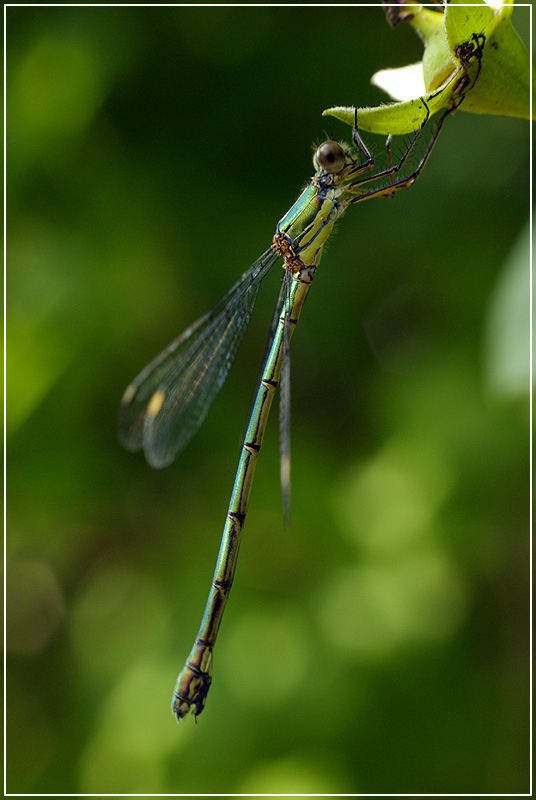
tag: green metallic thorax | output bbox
[275,181,341,270]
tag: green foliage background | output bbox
[7,5,530,795]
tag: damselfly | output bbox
[119,95,464,722]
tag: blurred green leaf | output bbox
[485,219,530,398]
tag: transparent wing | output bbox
[254,269,293,524]
[279,269,293,527]
[257,270,288,387]
[118,247,279,468]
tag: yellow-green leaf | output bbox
[446,0,531,117]
[324,1,532,135]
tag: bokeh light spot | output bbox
[70,566,170,679]
[12,35,104,142]
[237,752,353,794]
[220,601,310,709]
[78,660,183,793]
[7,559,66,654]
[317,548,467,661]
[334,435,455,555]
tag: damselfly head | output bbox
[313,140,347,174]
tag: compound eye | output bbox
[314,141,346,173]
